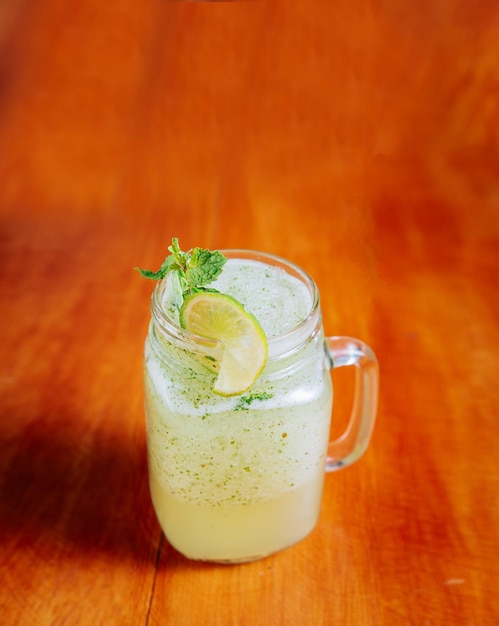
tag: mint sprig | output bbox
[135,238,227,298]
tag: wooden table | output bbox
[1,2,498,624]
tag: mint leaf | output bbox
[136,238,227,298]
[168,237,183,259]
[135,254,175,280]
[185,247,226,288]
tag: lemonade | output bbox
[143,254,333,562]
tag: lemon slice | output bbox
[180,292,268,396]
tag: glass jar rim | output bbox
[150,249,321,360]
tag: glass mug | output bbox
[143,250,378,563]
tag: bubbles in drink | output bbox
[210,259,313,337]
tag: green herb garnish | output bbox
[234,392,274,411]
[135,237,227,296]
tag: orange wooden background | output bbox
[1,1,498,624]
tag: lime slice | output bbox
[180,292,268,396]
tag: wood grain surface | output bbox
[1,1,498,624]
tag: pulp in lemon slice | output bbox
[180,292,268,396]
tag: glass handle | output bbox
[324,336,379,472]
